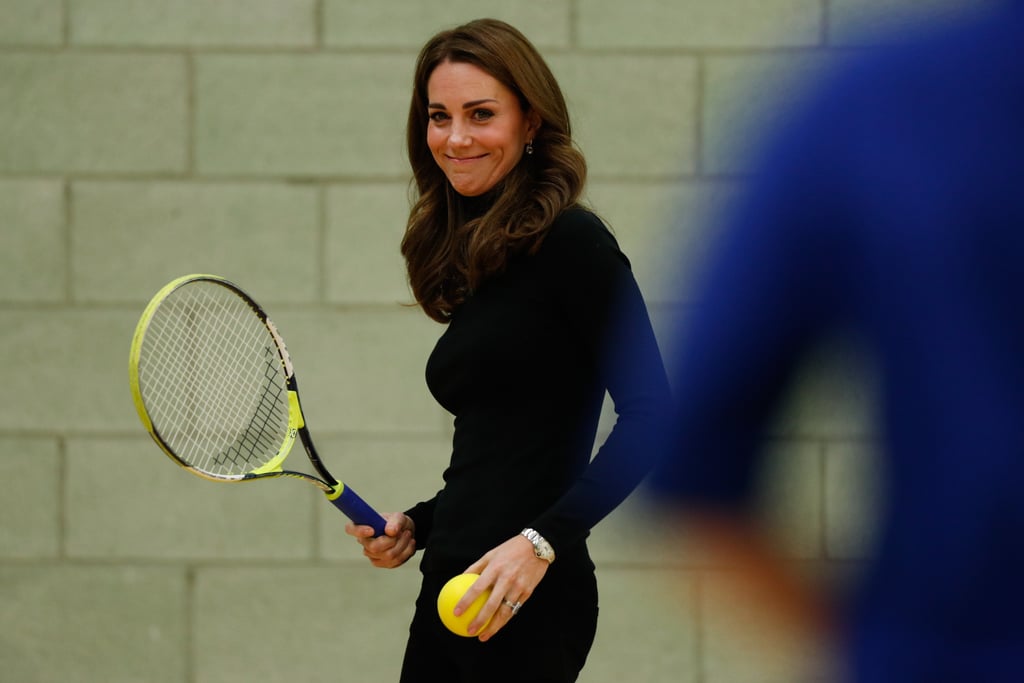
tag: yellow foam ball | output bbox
[437,573,492,637]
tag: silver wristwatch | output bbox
[520,528,556,563]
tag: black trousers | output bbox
[399,568,599,683]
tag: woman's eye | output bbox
[472,109,495,121]
[428,111,449,123]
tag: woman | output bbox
[345,18,670,682]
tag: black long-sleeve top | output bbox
[406,207,670,574]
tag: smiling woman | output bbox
[400,18,588,323]
[342,18,670,683]
[425,61,540,198]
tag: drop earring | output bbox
[526,141,534,155]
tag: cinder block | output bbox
[758,439,824,559]
[703,53,835,176]
[586,180,741,305]
[592,440,821,566]
[0,310,441,435]
[70,0,316,47]
[581,569,698,683]
[824,440,882,560]
[325,182,413,305]
[701,568,835,682]
[66,437,316,560]
[548,55,698,178]
[314,434,453,561]
[0,179,65,303]
[589,493,706,568]
[195,54,411,177]
[0,310,143,432]
[193,565,420,683]
[323,0,571,48]
[0,564,187,683]
[0,53,186,173]
[577,0,822,49]
[769,339,879,439]
[71,181,320,304]
[585,181,685,306]
[828,0,980,46]
[0,437,60,559]
[269,308,446,434]
[0,0,63,46]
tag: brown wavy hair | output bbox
[402,18,587,322]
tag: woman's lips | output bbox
[447,154,487,163]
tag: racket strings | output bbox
[210,348,289,471]
[138,282,291,476]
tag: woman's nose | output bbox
[448,120,471,147]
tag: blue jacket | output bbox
[651,4,1024,681]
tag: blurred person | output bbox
[344,18,669,683]
[648,3,1024,682]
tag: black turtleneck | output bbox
[405,207,670,575]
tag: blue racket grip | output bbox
[327,483,387,537]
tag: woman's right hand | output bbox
[345,512,416,568]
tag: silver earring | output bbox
[526,141,534,155]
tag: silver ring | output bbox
[502,598,523,616]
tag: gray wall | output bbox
[0,0,979,681]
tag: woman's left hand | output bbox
[456,534,550,641]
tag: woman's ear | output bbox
[526,110,542,141]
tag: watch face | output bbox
[522,528,554,562]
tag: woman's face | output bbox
[425,60,539,197]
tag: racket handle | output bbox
[327,483,387,537]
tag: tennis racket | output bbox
[128,273,387,536]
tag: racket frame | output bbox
[129,274,386,535]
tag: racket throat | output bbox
[324,482,346,501]
[296,425,340,487]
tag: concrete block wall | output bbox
[0,1,976,681]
